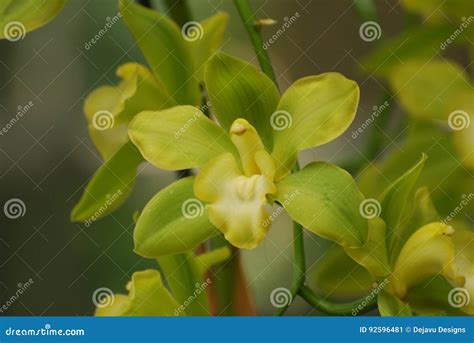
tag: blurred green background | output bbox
[0,0,467,316]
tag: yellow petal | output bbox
[95,294,130,316]
[194,152,276,249]
[391,222,456,298]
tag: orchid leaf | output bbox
[272,73,359,179]
[133,177,218,258]
[378,290,412,316]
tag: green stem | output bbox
[233,0,279,89]
[298,285,378,316]
[235,0,380,316]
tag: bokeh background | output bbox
[0,0,469,316]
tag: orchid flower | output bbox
[128,51,364,255]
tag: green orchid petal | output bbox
[129,106,237,170]
[390,187,440,263]
[345,217,391,278]
[157,253,209,316]
[134,177,218,258]
[204,52,280,149]
[451,228,474,314]
[362,24,456,77]
[388,60,470,120]
[71,142,143,222]
[95,270,181,316]
[391,222,457,298]
[379,153,427,254]
[272,73,359,180]
[194,152,276,249]
[0,0,65,40]
[275,162,367,247]
[119,0,200,105]
[84,63,170,160]
[309,245,374,299]
[378,289,412,316]
[188,12,229,80]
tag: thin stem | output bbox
[298,285,378,316]
[233,0,279,89]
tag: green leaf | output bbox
[95,269,181,316]
[388,59,470,120]
[157,253,209,316]
[401,0,474,19]
[378,290,412,316]
[272,73,359,179]
[362,24,455,77]
[188,12,228,80]
[309,245,374,299]
[379,153,427,253]
[129,105,238,170]
[275,162,368,247]
[134,177,218,257]
[204,52,280,149]
[71,142,143,222]
[0,0,65,40]
[119,0,200,106]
